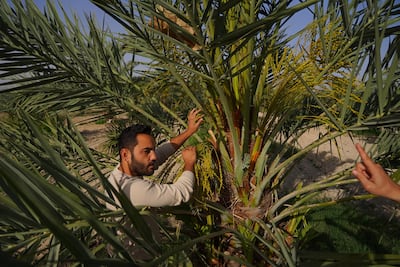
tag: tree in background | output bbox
[0,0,399,266]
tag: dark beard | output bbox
[128,154,155,176]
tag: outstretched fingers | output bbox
[187,108,204,132]
[182,146,197,169]
[353,162,371,184]
[355,143,374,168]
[353,144,374,187]
[188,108,203,121]
[353,144,400,202]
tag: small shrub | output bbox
[300,202,400,254]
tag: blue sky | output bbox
[32,0,313,37]
[33,0,124,32]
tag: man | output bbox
[107,108,203,209]
[353,143,400,202]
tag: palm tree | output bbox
[0,0,399,266]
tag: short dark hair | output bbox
[117,124,152,152]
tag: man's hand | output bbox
[187,108,204,135]
[170,108,204,150]
[182,146,197,172]
[353,143,400,202]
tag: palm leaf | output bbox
[1,0,400,265]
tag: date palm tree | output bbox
[0,0,399,266]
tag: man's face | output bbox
[125,133,157,176]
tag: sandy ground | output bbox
[74,116,109,152]
[284,128,372,188]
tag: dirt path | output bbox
[73,116,109,152]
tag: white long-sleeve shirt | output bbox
[106,143,195,209]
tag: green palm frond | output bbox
[1,0,400,265]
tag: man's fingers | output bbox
[183,146,196,152]
[355,162,370,179]
[355,143,368,160]
[352,168,373,183]
[355,143,375,168]
[189,108,200,116]
[188,109,204,129]
[195,117,204,125]
[356,161,366,172]
[352,169,373,188]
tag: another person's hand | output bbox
[352,143,400,202]
[182,146,197,172]
[186,108,203,135]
